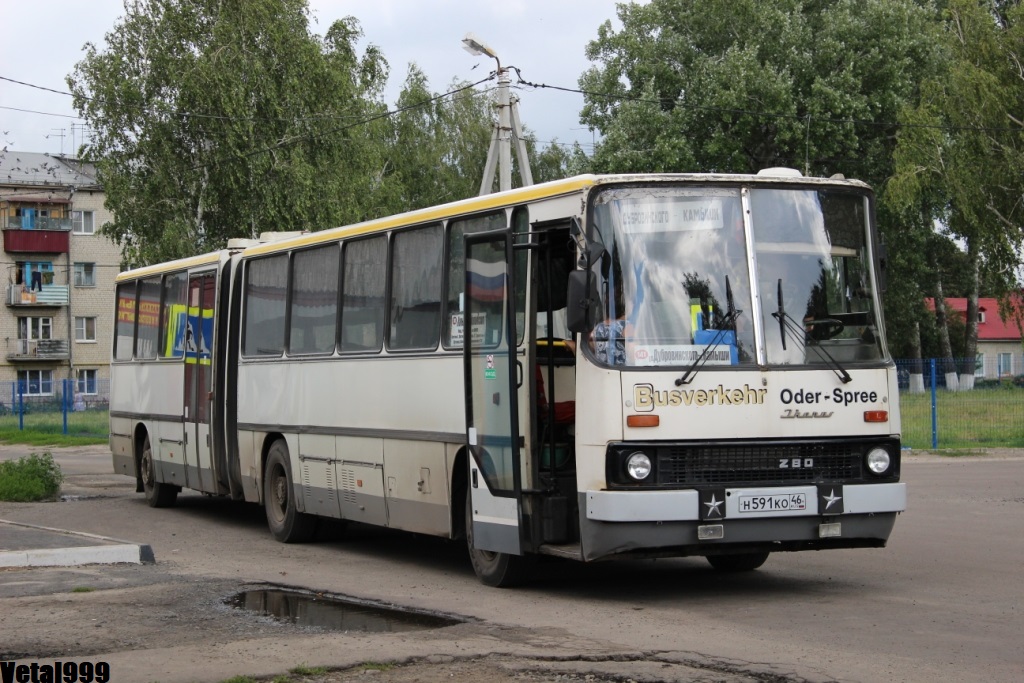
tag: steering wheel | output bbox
[805,318,845,340]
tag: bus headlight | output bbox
[626,452,652,481]
[866,447,891,475]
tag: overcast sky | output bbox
[0,0,639,158]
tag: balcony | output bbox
[3,218,71,254]
[6,284,69,307]
[5,216,72,231]
[6,338,70,362]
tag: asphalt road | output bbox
[1,445,1021,683]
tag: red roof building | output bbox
[925,296,1024,378]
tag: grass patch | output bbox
[72,586,95,593]
[219,677,257,683]
[0,409,109,446]
[289,666,328,676]
[0,452,64,501]
[899,387,1024,449]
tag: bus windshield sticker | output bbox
[631,344,735,367]
[612,198,726,235]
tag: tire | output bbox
[264,440,317,543]
[706,552,770,572]
[465,488,529,587]
[140,434,178,508]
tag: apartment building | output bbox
[0,150,122,402]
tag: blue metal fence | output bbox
[896,357,1024,450]
[0,378,110,437]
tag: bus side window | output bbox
[160,272,188,358]
[445,212,507,348]
[114,281,137,360]
[243,254,288,357]
[341,235,386,353]
[288,245,340,355]
[135,276,161,359]
[389,224,443,350]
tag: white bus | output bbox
[110,170,906,586]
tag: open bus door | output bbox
[463,230,526,584]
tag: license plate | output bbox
[738,492,808,513]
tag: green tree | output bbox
[527,139,590,183]
[578,0,943,355]
[579,0,937,183]
[69,0,389,265]
[376,68,493,212]
[889,0,1024,387]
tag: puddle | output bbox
[228,588,462,633]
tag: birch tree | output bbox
[69,0,389,265]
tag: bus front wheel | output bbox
[464,489,529,587]
[264,440,316,543]
[140,435,177,508]
[706,552,770,572]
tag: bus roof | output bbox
[240,171,870,258]
[115,251,226,283]
[114,170,872,278]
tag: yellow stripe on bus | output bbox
[243,175,598,257]
[115,252,223,283]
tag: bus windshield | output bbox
[750,188,884,366]
[587,184,884,368]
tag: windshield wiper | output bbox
[676,276,741,386]
[771,278,852,384]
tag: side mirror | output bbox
[566,270,600,334]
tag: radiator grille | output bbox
[655,443,863,486]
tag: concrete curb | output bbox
[0,518,155,568]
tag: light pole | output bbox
[461,33,533,195]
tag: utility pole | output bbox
[461,33,533,195]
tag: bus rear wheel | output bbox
[706,552,770,572]
[264,440,316,543]
[464,489,529,587]
[140,435,177,508]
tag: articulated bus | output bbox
[110,170,906,586]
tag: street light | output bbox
[461,33,532,194]
[461,33,500,69]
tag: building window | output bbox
[74,262,96,287]
[998,352,1013,377]
[975,353,985,378]
[18,316,52,341]
[16,262,54,290]
[72,210,95,235]
[75,316,97,342]
[17,370,53,396]
[77,369,98,395]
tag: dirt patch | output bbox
[0,567,786,682]
[284,656,791,683]
[1,575,257,660]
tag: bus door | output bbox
[183,271,216,492]
[463,230,524,556]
